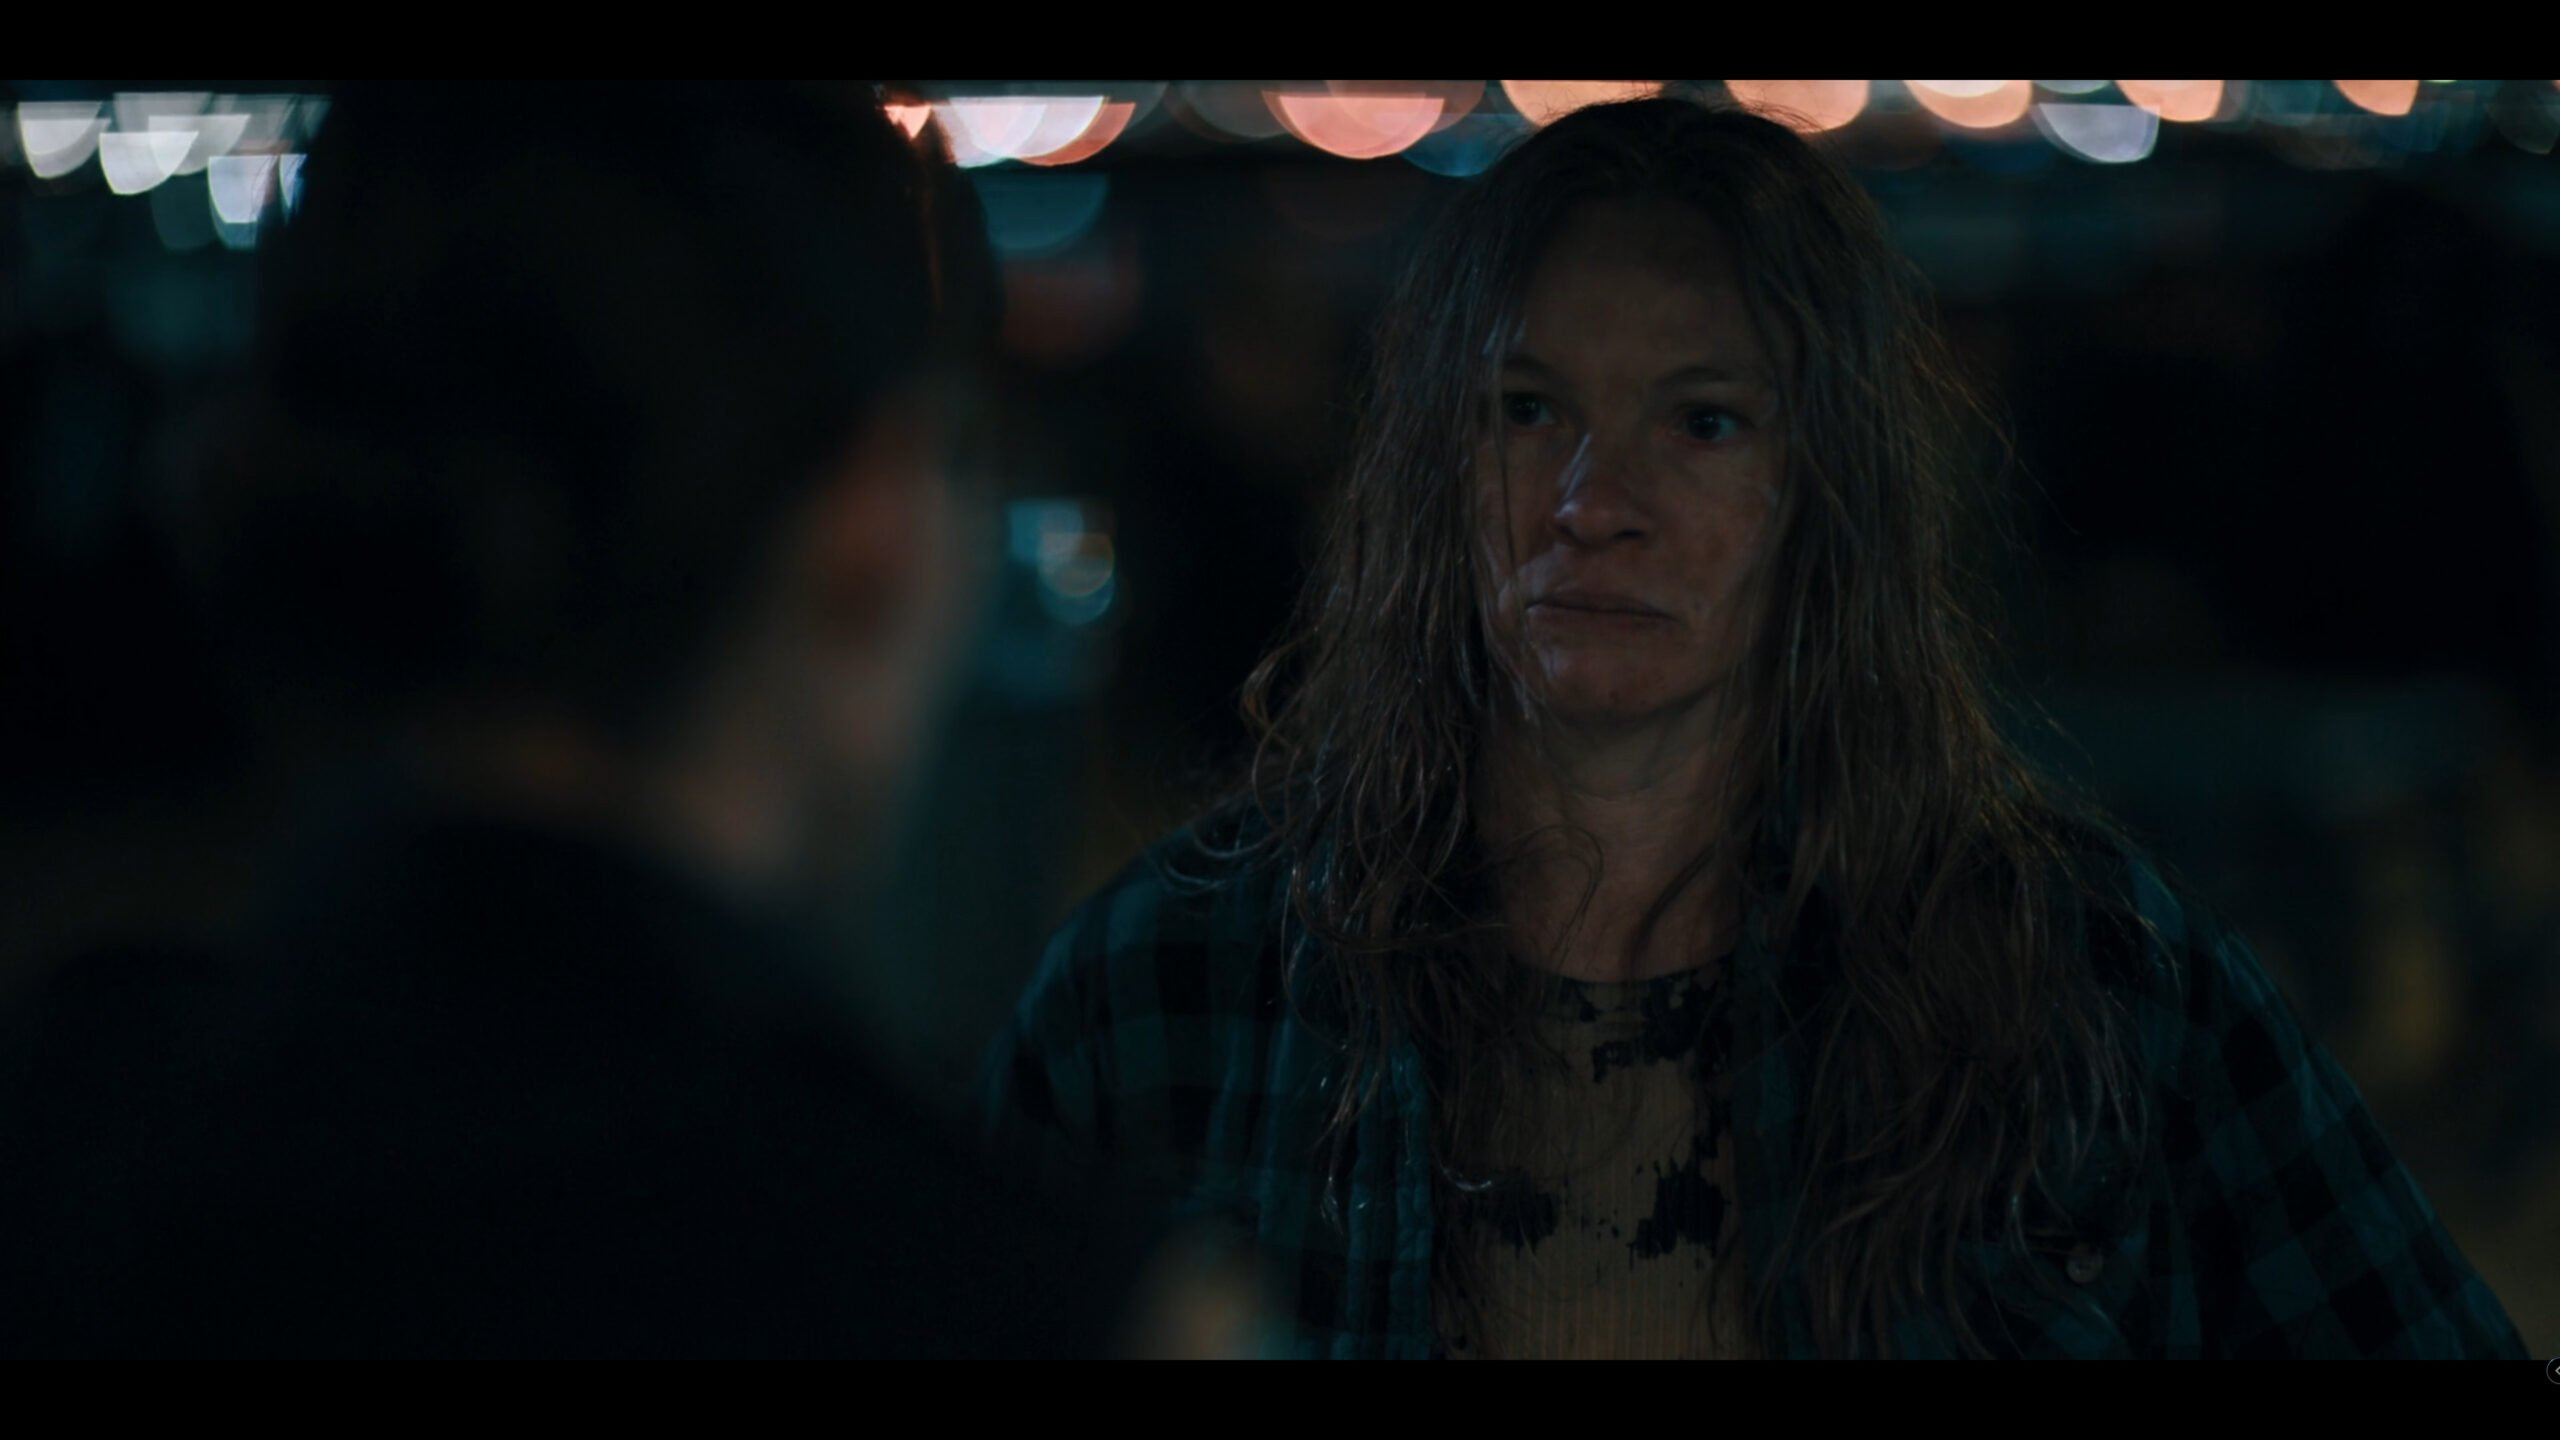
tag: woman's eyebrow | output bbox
[1652,361,1767,388]
[1501,354,1770,388]
[1497,353,1778,421]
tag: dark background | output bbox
[5,80,2555,1351]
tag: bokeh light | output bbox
[1006,98,1111,162]
[1266,91,1444,160]
[158,111,248,175]
[1021,102,1136,167]
[208,153,272,250]
[111,92,203,131]
[2033,102,2160,164]
[206,153,277,225]
[18,102,104,180]
[934,101,1023,167]
[2336,80,2421,117]
[1174,80,1290,141]
[1499,81,1662,126]
[98,131,195,196]
[228,95,296,153]
[1908,80,2034,130]
[1724,80,1869,134]
[976,172,1110,258]
[938,98,1111,167]
[1402,111,1530,178]
[1326,80,1483,133]
[1010,501,1118,627]
[2116,80,2226,123]
[2492,85,2559,154]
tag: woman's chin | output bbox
[1526,662,1701,729]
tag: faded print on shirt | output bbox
[1436,958,1751,1360]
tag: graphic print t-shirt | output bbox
[1435,957,1749,1360]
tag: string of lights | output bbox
[9,82,2555,258]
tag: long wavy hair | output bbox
[1193,96,2156,1359]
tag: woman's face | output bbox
[1475,199,1785,735]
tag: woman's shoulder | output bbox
[985,805,1301,1182]
[2041,811,2318,1101]
[2035,821,2528,1357]
[1019,803,1294,1027]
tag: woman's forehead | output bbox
[1509,201,1773,379]
[1545,198,1739,275]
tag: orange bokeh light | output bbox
[1499,81,1662,126]
[2115,80,2225,123]
[1012,99,1111,161]
[1906,80,2032,130]
[1021,102,1137,167]
[1266,92,1446,160]
[1327,79,1484,133]
[2334,80,2420,116]
[1724,79,1869,133]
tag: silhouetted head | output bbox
[198,82,999,884]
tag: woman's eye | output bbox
[1684,407,1740,443]
[1501,393,1553,428]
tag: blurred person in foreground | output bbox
[0,82,1236,1359]
[985,97,2529,1359]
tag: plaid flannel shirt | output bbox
[984,822,2528,1359]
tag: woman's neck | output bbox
[1478,705,1743,983]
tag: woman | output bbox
[985,96,2528,1360]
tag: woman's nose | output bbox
[1549,434,1651,547]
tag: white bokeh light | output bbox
[18,102,104,179]
[208,153,278,224]
[99,130,197,195]
[155,111,250,174]
[937,98,1112,167]
[113,91,207,135]
[2033,103,2160,163]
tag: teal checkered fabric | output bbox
[985,819,2527,1359]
